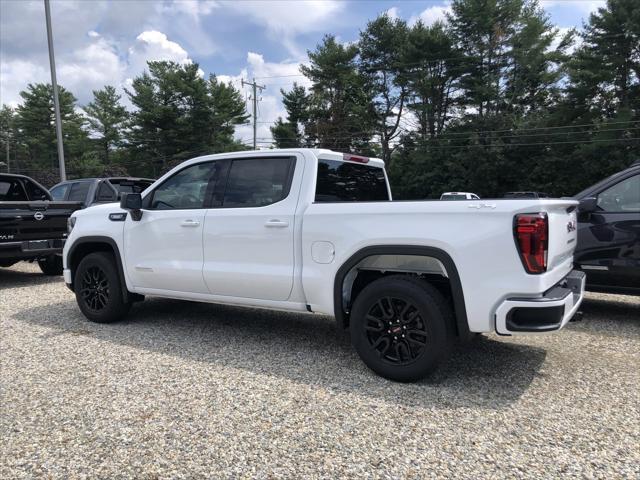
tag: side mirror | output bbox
[120,193,143,221]
[578,197,598,214]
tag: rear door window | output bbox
[315,159,389,202]
[222,157,294,208]
[67,182,91,202]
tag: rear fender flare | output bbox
[333,245,469,337]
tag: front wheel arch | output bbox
[67,237,131,304]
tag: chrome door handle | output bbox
[265,219,289,228]
[181,219,200,227]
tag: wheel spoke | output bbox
[79,265,109,312]
[365,315,384,332]
[364,293,429,366]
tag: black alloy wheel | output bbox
[350,275,453,382]
[74,252,131,323]
[364,296,428,365]
[80,265,110,311]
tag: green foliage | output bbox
[403,21,462,140]
[15,83,88,171]
[125,61,248,175]
[301,35,374,152]
[358,14,409,163]
[84,85,128,164]
[271,83,309,148]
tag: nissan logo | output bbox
[34,212,44,221]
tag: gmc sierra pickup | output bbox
[62,149,585,381]
[1,174,82,275]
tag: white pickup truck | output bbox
[63,149,585,381]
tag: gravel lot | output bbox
[1,262,639,479]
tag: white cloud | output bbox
[228,52,311,147]
[0,60,49,108]
[228,1,344,58]
[541,1,605,16]
[59,38,125,98]
[128,30,193,75]
[386,7,400,20]
[164,0,219,19]
[409,5,452,26]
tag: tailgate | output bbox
[0,201,83,242]
[543,200,579,272]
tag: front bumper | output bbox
[495,270,586,335]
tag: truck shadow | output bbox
[15,298,547,410]
[0,266,63,289]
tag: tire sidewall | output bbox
[350,278,449,382]
[74,252,128,323]
[38,255,63,275]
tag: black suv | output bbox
[574,161,640,295]
[49,177,154,208]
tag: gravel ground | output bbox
[1,262,639,479]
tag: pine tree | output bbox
[84,86,128,164]
[271,83,309,148]
[15,83,87,172]
[301,35,374,153]
[358,14,409,163]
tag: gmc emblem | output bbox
[567,220,577,233]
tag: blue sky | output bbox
[0,0,605,143]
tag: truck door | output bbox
[576,173,640,291]
[123,161,224,294]
[202,155,301,301]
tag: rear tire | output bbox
[349,275,453,382]
[38,255,63,275]
[74,252,131,323]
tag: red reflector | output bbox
[514,213,548,274]
[342,153,369,163]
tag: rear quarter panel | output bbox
[301,199,578,332]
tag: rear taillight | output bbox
[514,213,548,274]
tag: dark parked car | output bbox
[49,177,154,208]
[1,174,82,275]
[574,160,640,295]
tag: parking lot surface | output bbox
[1,262,639,479]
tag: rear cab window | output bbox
[315,159,389,202]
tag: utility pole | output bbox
[44,0,66,181]
[5,140,9,173]
[241,77,265,150]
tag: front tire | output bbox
[74,252,131,323]
[349,275,453,382]
[38,255,63,275]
